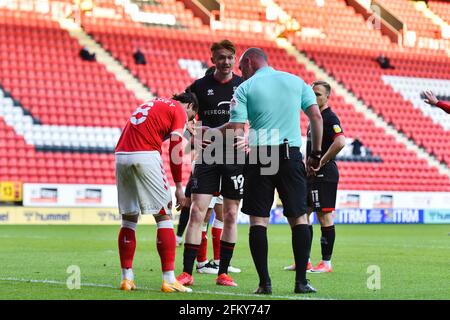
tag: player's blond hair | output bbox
[312,80,331,97]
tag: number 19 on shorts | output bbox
[231,175,244,192]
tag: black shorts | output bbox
[190,163,244,200]
[307,181,338,213]
[241,147,307,218]
[184,173,192,198]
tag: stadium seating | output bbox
[266,0,450,166]
[0,8,134,184]
[130,0,205,29]
[220,0,267,21]
[376,0,442,39]
[428,0,450,25]
[0,0,449,191]
[57,0,448,190]
[299,45,450,166]
[277,0,399,50]
[0,8,141,128]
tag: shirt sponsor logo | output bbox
[204,110,230,115]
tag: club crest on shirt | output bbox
[207,89,214,96]
[333,125,342,133]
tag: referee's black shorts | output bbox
[241,146,308,218]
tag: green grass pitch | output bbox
[0,224,449,300]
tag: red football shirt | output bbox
[437,101,450,114]
[115,98,187,153]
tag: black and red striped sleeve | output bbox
[325,115,345,140]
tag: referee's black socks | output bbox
[249,225,271,286]
[320,225,335,261]
[292,224,311,285]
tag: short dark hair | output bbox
[241,47,268,62]
[312,80,331,97]
[172,91,199,112]
[210,39,236,55]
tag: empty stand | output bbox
[428,0,450,25]
[0,0,449,191]
[301,46,450,166]
[376,0,442,39]
[82,3,450,191]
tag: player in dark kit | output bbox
[285,80,345,273]
[177,40,244,287]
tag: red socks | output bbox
[119,220,176,274]
[156,223,176,272]
[211,226,223,261]
[118,227,136,269]
[197,230,208,262]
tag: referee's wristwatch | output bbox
[310,150,322,160]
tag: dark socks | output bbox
[176,207,190,237]
[320,225,335,261]
[292,224,311,285]
[183,243,200,275]
[218,240,235,275]
[249,225,271,286]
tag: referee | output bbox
[204,48,323,294]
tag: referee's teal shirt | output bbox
[229,66,316,147]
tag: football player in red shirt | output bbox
[115,92,198,293]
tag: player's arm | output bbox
[169,108,189,209]
[183,119,196,154]
[315,117,345,170]
[436,101,450,114]
[319,135,346,169]
[424,90,450,114]
[202,85,247,143]
[169,132,186,209]
[301,82,323,176]
[304,104,323,176]
[305,104,323,154]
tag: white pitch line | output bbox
[0,277,334,300]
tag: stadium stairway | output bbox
[429,0,450,25]
[375,0,442,40]
[417,1,450,56]
[56,16,153,102]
